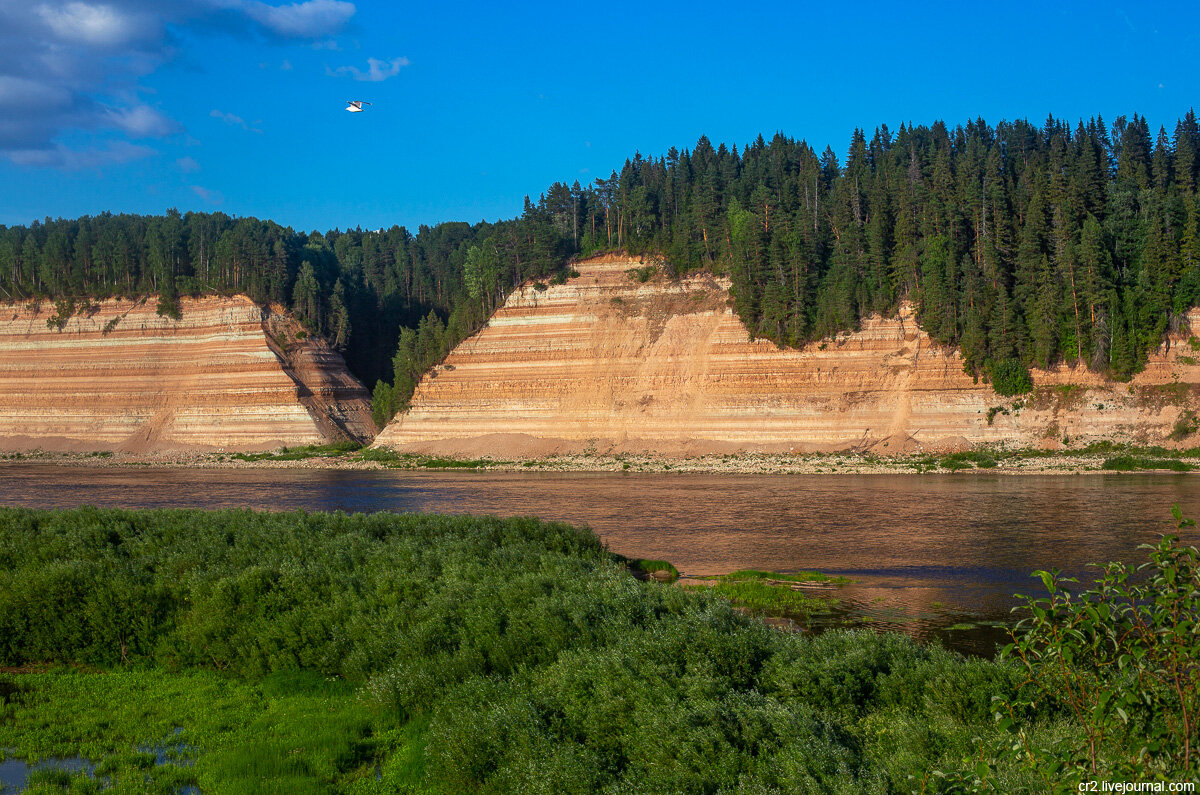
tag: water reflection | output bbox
[2,465,1196,655]
[0,756,92,792]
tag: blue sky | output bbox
[1,1,1198,233]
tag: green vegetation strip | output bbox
[708,570,848,621]
[204,442,1200,471]
[0,669,406,794]
[357,448,496,468]
[1102,455,1194,472]
[0,507,1196,791]
[231,441,363,462]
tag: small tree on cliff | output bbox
[292,261,321,329]
[330,278,351,350]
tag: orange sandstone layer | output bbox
[375,256,1200,457]
[0,296,375,453]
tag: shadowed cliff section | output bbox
[374,256,1200,457]
[0,296,376,453]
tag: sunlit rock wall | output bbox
[0,295,375,452]
[375,256,1200,456]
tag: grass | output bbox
[722,569,850,585]
[357,449,496,469]
[904,451,997,472]
[972,441,1200,465]
[232,441,363,462]
[937,450,997,470]
[0,668,428,794]
[709,570,846,621]
[711,579,837,619]
[1101,455,1194,472]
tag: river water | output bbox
[3,464,1197,655]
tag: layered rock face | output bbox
[376,256,1200,456]
[0,296,375,452]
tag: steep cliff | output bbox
[375,256,1200,456]
[0,296,376,453]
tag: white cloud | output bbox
[34,2,150,48]
[190,184,224,204]
[176,155,200,172]
[209,108,261,133]
[6,140,154,169]
[327,56,408,82]
[105,104,179,137]
[242,0,355,39]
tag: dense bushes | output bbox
[1,507,1195,791]
[0,508,608,680]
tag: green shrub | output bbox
[1172,410,1199,441]
[549,267,579,286]
[1102,455,1193,472]
[232,441,363,462]
[155,293,181,320]
[987,358,1033,396]
[624,265,656,283]
[939,450,997,470]
[992,513,1200,784]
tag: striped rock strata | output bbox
[376,256,1200,456]
[0,295,375,452]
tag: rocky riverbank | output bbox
[4,446,1196,475]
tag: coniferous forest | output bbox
[3,111,1200,419]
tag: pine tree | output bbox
[1152,126,1174,192]
[1175,110,1200,194]
[292,261,321,327]
[1116,114,1152,189]
[330,278,351,350]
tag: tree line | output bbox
[584,111,1200,388]
[0,209,571,423]
[3,110,1199,420]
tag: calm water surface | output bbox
[3,464,1197,654]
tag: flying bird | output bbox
[346,100,371,113]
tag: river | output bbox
[3,464,1197,655]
